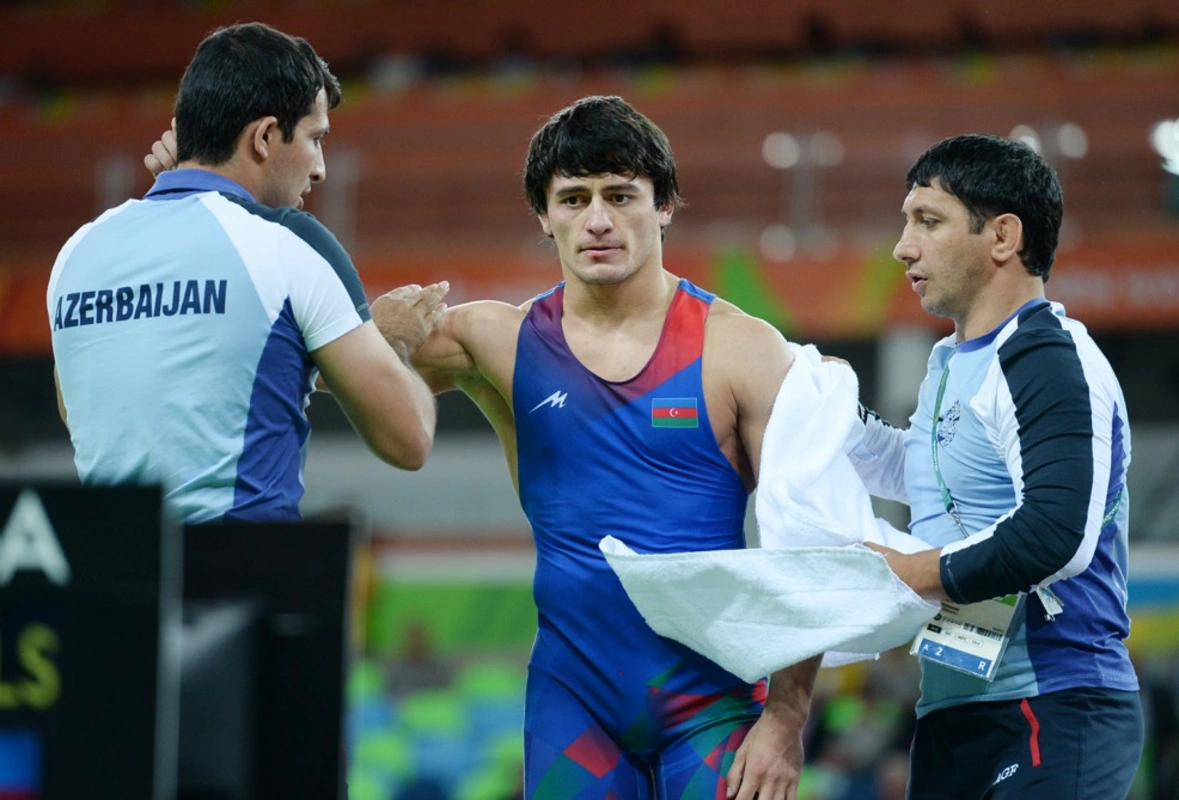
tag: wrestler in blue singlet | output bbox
[514,278,766,798]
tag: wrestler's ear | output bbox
[657,201,674,229]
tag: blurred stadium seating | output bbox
[2,19,1178,349]
[2,0,1179,87]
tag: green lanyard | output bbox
[930,365,971,539]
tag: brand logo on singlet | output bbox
[529,390,568,413]
[937,400,961,447]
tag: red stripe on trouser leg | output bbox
[1019,698,1042,767]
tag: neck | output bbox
[956,285,1045,342]
[175,158,258,198]
[563,266,678,325]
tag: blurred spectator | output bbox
[386,620,455,697]
[873,751,910,800]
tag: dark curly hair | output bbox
[523,95,682,215]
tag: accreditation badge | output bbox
[910,594,1023,681]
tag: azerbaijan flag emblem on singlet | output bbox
[651,397,699,428]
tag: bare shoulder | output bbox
[440,298,530,359]
[705,298,794,371]
[446,298,528,336]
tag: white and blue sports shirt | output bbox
[853,300,1138,715]
[48,169,370,523]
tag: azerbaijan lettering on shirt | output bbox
[53,280,227,330]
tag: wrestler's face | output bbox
[539,173,673,286]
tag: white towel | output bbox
[755,343,925,555]
[601,537,935,682]
[601,344,939,682]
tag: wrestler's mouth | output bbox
[582,245,622,258]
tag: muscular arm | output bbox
[412,302,486,394]
[726,656,821,800]
[707,307,817,800]
[312,321,436,470]
[411,299,526,484]
[702,307,795,487]
[414,300,523,395]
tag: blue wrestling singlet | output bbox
[514,278,766,799]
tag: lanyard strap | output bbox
[931,366,970,538]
